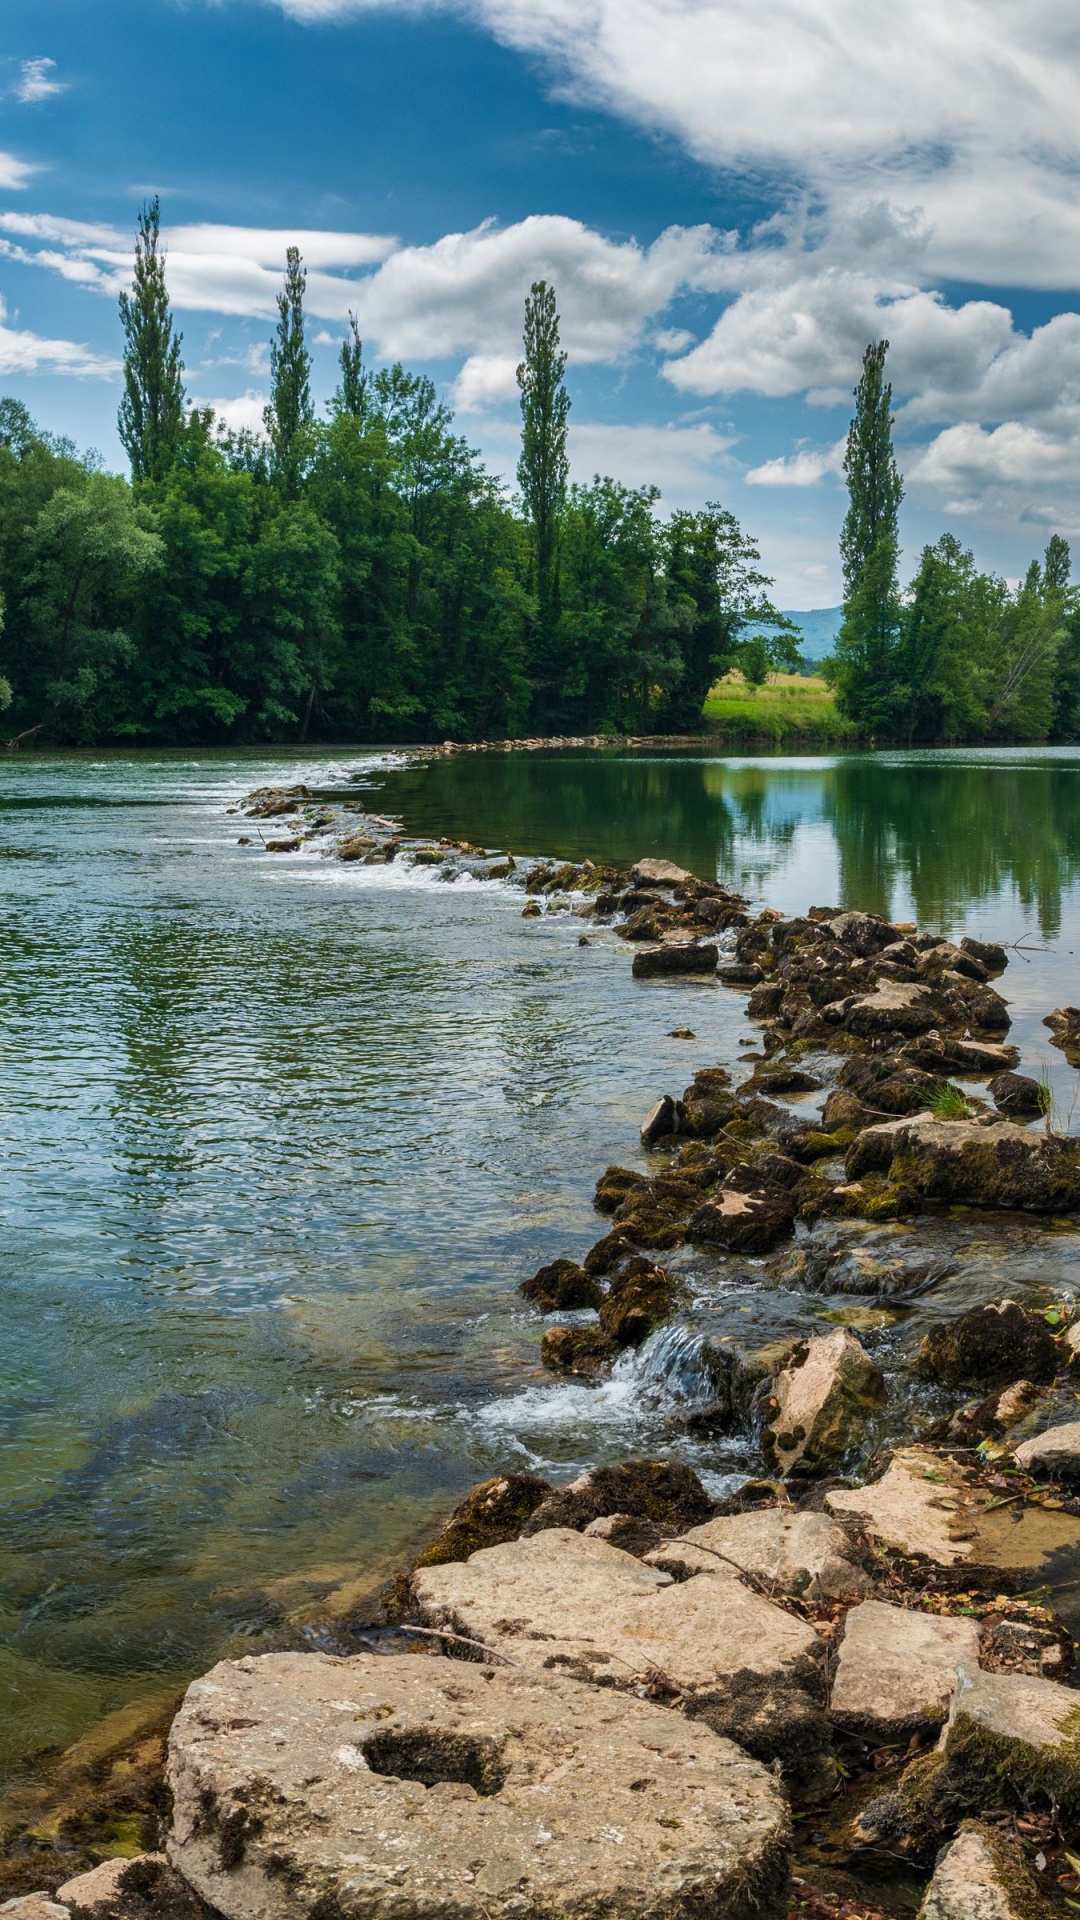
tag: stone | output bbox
[582,1513,667,1556]
[630,857,692,887]
[916,1300,1059,1389]
[918,1822,1053,1920]
[521,1460,713,1536]
[901,1034,1021,1075]
[937,1663,1080,1815]
[540,1325,616,1377]
[167,1651,791,1920]
[646,1508,870,1602]
[962,937,1009,973]
[57,1855,168,1909]
[412,1527,823,1700]
[988,1070,1046,1117]
[845,1114,1080,1212]
[760,1329,886,1476]
[0,1903,69,1919]
[1014,1417,1080,1479]
[686,1181,797,1256]
[632,942,718,979]
[684,1680,833,1801]
[826,1445,1080,1580]
[752,1069,824,1095]
[829,1601,980,1738]
[598,1259,676,1347]
[639,1094,685,1146]
[520,1259,602,1312]
[410,1475,554,1571]
[824,981,939,1037]
[522,901,542,917]
[718,963,764,986]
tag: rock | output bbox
[540,1326,616,1376]
[826,1445,1080,1580]
[761,1329,886,1476]
[684,1679,833,1801]
[918,1821,1054,1920]
[337,831,377,860]
[980,1613,1072,1679]
[825,981,939,1037]
[630,857,692,886]
[520,1259,602,1311]
[639,1094,685,1146]
[988,1069,1046,1116]
[522,900,542,917]
[845,1114,1080,1212]
[632,942,718,978]
[167,1651,791,1920]
[582,1513,668,1556]
[669,1026,695,1038]
[593,1165,644,1213]
[521,1460,713,1536]
[686,1181,797,1256]
[746,982,785,1021]
[1014,1416,1080,1479]
[718,963,764,986]
[647,1508,870,1602]
[829,1601,980,1738]
[412,1527,824,1700]
[962,936,1009,973]
[916,1300,1059,1389]
[1044,1005,1080,1056]
[900,1034,1020,1075]
[56,1855,173,1911]
[828,911,895,957]
[0,1903,69,1919]
[598,1259,676,1347]
[410,1475,554,1572]
[937,1663,1080,1816]
[753,1069,824,1095]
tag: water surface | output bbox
[3,744,1080,1782]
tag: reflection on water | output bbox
[2,744,1080,1783]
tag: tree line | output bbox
[0,202,794,746]
[831,339,1080,741]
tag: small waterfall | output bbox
[612,1323,724,1407]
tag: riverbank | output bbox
[6,774,1080,1919]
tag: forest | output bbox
[0,205,1075,748]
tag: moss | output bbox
[598,1258,677,1347]
[540,1324,618,1375]
[520,1458,714,1534]
[593,1166,644,1214]
[939,1706,1080,1818]
[520,1258,602,1311]
[412,1474,553,1571]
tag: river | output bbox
[2,743,1080,1784]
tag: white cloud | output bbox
[0,296,119,377]
[14,58,66,104]
[194,390,269,436]
[904,418,1080,524]
[0,152,37,191]
[568,420,736,499]
[747,440,845,488]
[452,351,520,410]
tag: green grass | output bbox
[701,671,856,745]
[927,1081,971,1120]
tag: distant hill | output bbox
[780,606,843,664]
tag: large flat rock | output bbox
[918,1822,1053,1920]
[412,1526,823,1699]
[646,1509,870,1603]
[826,1446,1080,1583]
[845,1114,1080,1211]
[829,1600,980,1738]
[166,1651,790,1920]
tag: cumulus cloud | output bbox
[568,420,736,494]
[193,390,270,436]
[14,58,66,104]
[747,440,846,488]
[0,152,37,191]
[0,296,119,377]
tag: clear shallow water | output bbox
[3,744,1080,1783]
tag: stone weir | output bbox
[8,797,1080,1920]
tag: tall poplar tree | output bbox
[118,198,185,484]
[335,314,368,420]
[265,247,313,494]
[517,280,569,687]
[833,339,903,733]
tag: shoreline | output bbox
[6,779,1080,1919]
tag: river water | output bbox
[3,743,1080,1784]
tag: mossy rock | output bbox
[410,1474,553,1573]
[598,1258,677,1347]
[540,1324,617,1376]
[916,1300,1059,1389]
[520,1258,602,1311]
[520,1458,714,1535]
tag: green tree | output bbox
[21,473,162,740]
[118,198,186,484]
[658,506,791,730]
[265,247,314,496]
[517,280,569,714]
[833,340,904,734]
[334,315,368,421]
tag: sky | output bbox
[4,2,1080,602]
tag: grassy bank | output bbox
[701,670,856,745]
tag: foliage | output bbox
[517,280,570,720]
[118,198,185,485]
[265,247,314,498]
[833,339,904,734]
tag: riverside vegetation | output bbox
[10,777,1080,1920]
[0,213,1078,750]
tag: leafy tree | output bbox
[658,507,793,730]
[118,198,186,484]
[833,340,904,734]
[517,280,570,714]
[334,315,369,421]
[19,474,162,740]
[265,248,314,496]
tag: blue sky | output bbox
[4,0,1080,601]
